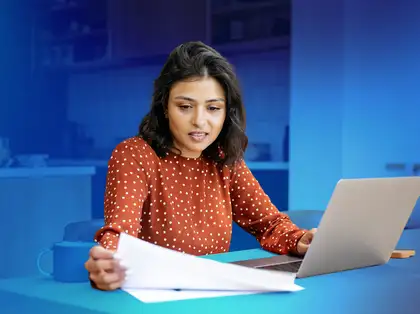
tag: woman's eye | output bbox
[208,106,221,111]
[179,105,192,110]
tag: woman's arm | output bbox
[93,141,149,251]
[229,160,307,255]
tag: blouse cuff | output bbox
[94,230,120,251]
[288,229,308,256]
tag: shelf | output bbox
[49,2,81,12]
[47,159,288,171]
[212,1,290,16]
[214,36,289,55]
[209,0,290,49]
[37,0,100,13]
[246,161,289,171]
[40,29,107,44]
[0,166,96,178]
[39,54,169,74]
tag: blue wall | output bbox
[0,1,31,151]
[289,0,420,211]
[0,0,67,155]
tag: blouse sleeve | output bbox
[93,142,148,251]
[229,160,307,255]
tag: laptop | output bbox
[231,176,420,278]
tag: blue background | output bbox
[0,0,420,312]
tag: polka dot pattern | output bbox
[93,137,306,256]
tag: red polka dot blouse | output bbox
[93,137,306,256]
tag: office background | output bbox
[0,0,419,283]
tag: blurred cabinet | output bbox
[33,0,207,71]
[107,0,207,60]
[32,0,289,72]
[209,0,290,54]
[33,0,110,70]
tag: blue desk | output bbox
[0,230,419,314]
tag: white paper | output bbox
[116,233,303,303]
[124,288,258,303]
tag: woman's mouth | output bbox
[188,132,208,142]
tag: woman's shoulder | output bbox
[111,136,159,162]
[228,158,247,173]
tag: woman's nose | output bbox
[192,109,206,128]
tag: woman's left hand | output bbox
[296,228,317,256]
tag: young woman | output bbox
[85,41,316,291]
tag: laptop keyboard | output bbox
[256,261,302,273]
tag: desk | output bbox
[0,230,419,314]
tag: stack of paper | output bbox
[116,233,304,303]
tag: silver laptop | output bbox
[231,177,420,278]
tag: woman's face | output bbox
[167,76,226,158]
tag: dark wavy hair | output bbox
[138,41,248,167]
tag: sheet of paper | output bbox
[116,233,303,302]
[124,288,258,303]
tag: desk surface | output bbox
[1,230,419,314]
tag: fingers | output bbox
[99,280,124,291]
[90,268,126,291]
[305,228,317,238]
[300,230,313,242]
[86,259,127,291]
[85,246,129,291]
[296,228,317,255]
[89,245,115,260]
[296,239,309,255]
[298,243,310,253]
[85,257,122,273]
[303,228,318,243]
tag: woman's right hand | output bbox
[84,245,127,291]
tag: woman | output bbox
[85,41,316,291]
